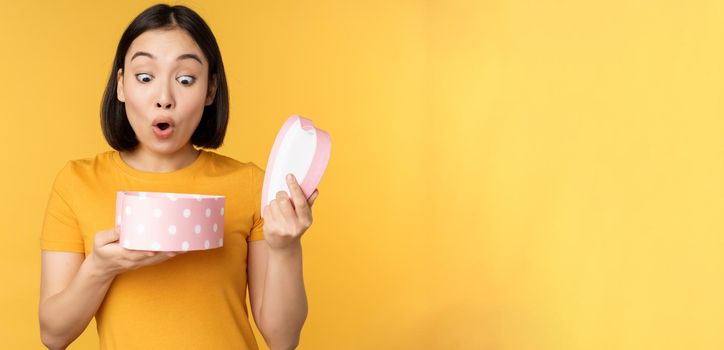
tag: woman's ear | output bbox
[116,68,126,103]
[205,74,218,106]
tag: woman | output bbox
[38,4,318,349]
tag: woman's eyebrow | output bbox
[130,51,203,65]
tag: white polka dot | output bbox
[205,208,211,217]
[136,223,144,233]
[204,240,210,249]
[168,225,176,235]
[194,224,202,234]
[194,195,203,201]
[183,208,191,218]
[218,238,223,247]
[153,208,162,218]
[213,223,218,232]
[151,242,161,250]
[167,194,178,201]
[125,205,132,216]
[220,207,224,216]
[116,215,121,225]
[124,239,131,248]
[181,241,190,251]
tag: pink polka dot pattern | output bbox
[116,191,225,252]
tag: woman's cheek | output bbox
[123,89,150,122]
[178,91,207,126]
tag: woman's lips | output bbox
[152,124,175,139]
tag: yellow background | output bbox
[1,0,723,349]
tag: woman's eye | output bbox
[177,75,195,85]
[135,73,153,83]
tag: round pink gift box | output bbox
[115,191,225,252]
[261,114,331,218]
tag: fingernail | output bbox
[287,173,293,182]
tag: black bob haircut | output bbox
[101,4,229,151]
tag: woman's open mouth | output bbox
[152,122,174,139]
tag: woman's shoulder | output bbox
[50,151,115,190]
[59,151,115,175]
[204,150,265,177]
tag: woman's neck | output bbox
[119,143,201,173]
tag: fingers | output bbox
[94,227,188,274]
[263,204,274,223]
[124,249,183,267]
[308,189,319,207]
[267,201,288,240]
[94,227,121,248]
[285,174,311,217]
[276,190,297,222]
[270,199,285,226]
[130,249,185,259]
[127,253,167,269]
[144,252,176,264]
[125,250,154,261]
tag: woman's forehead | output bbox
[126,28,206,66]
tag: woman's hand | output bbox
[89,226,186,278]
[263,174,319,252]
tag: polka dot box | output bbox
[115,191,225,252]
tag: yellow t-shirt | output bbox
[40,149,266,349]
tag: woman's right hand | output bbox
[89,226,186,278]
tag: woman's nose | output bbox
[156,81,174,109]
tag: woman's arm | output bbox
[39,250,114,350]
[248,174,318,350]
[248,240,307,350]
[39,227,185,349]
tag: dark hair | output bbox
[101,4,229,151]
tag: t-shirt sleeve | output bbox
[248,164,265,241]
[40,161,85,253]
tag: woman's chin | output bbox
[141,139,180,154]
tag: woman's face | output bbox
[116,27,217,154]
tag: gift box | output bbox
[116,191,225,251]
[261,114,331,217]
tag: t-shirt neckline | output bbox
[111,149,210,181]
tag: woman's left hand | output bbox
[263,173,319,252]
